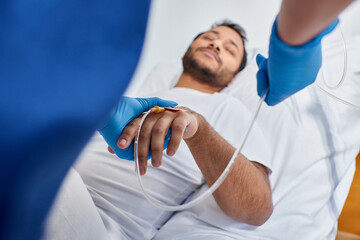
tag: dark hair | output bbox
[193,20,248,73]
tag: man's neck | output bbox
[174,73,220,94]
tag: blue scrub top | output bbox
[0,1,150,239]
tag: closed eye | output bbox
[202,33,216,41]
[203,36,213,40]
[225,46,235,56]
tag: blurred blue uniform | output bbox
[0,1,150,239]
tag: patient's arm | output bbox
[118,108,273,226]
[184,113,273,226]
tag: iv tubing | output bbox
[316,22,360,111]
[320,23,347,90]
[316,84,360,111]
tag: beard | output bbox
[182,46,235,89]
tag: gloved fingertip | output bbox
[266,93,282,106]
[319,18,340,38]
[138,97,177,110]
[256,54,265,67]
[256,68,269,98]
[330,18,340,30]
[165,100,178,107]
[155,97,178,108]
[265,99,276,106]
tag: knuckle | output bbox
[177,111,188,118]
[153,126,165,136]
[120,129,130,136]
[120,132,132,141]
[128,120,139,128]
[138,154,148,162]
[151,149,162,156]
[139,130,148,140]
[171,124,184,133]
[140,120,154,133]
[121,128,134,137]
[147,113,157,120]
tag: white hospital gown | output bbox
[74,87,271,240]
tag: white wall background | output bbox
[126,0,360,96]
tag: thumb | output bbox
[136,97,178,111]
[256,67,270,99]
[256,54,270,99]
[319,18,339,37]
[256,53,266,68]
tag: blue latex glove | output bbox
[256,18,339,106]
[98,96,178,160]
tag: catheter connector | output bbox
[150,106,166,114]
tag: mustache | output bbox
[196,47,221,64]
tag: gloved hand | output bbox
[98,96,177,160]
[256,18,339,106]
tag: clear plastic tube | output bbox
[134,89,268,211]
[320,23,347,90]
[316,84,360,111]
[316,22,360,111]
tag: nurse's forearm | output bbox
[277,0,353,45]
[184,115,273,226]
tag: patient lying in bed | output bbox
[45,20,360,240]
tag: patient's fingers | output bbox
[138,155,148,176]
[107,146,115,154]
[134,108,199,175]
[118,117,141,149]
[166,114,187,156]
[150,113,174,167]
[138,114,158,175]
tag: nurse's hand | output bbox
[256,18,338,106]
[98,96,177,161]
[117,107,200,175]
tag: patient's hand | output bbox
[112,107,199,175]
[99,97,177,160]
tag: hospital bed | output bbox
[136,32,360,240]
[44,0,360,239]
[337,154,360,239]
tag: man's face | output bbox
[183,26,244,89]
